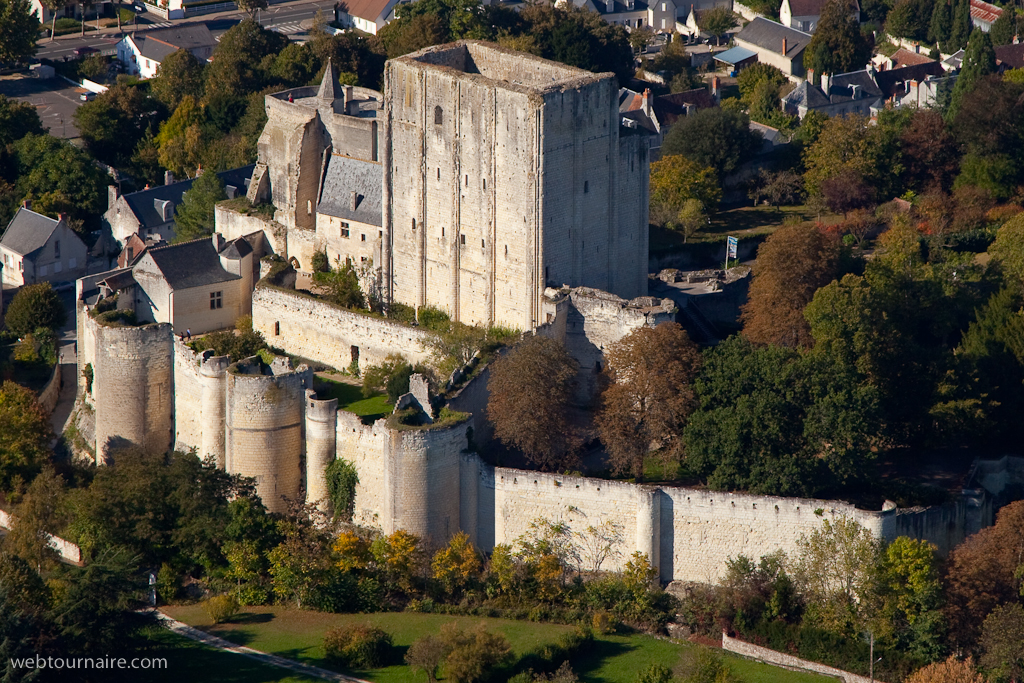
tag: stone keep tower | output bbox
[382,41,650,331]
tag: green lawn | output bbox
[138,626,321,683]
[313,377,392,421]
[162,607,835,683]
[162,606,573,683]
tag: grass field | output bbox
[313,377,392,421]
[139,627,321,683]
[162,606,835,683]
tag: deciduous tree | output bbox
[11,134,107,227]
[700,6,738,45]
[900,110,959,193]
[431,531,482,597]
[173,169,227,243]
[821,169,874,218]
[661,107,762,179]
[487,335,580,471]
[5,467,68,573]
[980,603,1024,683]
[795,516,880,635]
[905,656,985,683]
[0,381,52,489]
[596,323,701,481]
[804,0,873,76]
[151,49,204,109]
[0,0,38,64]
[649,155,722,225]
[75,83,160,168]
[944,500,1024,648]
[741,222,840,349]
[3,282,66,337]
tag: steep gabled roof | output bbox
[969,0,1002,24]
[827,69,884,102]
[653,88,716,126]
[874,61,945,97]
[736,18,812,58]
[782,79,831,108]
[996,43,1024,70]
[142,238,241,291]
[888,48,935,69]
[121,165,255,231]
[134,24,215,64]
[344,0,399,22]
[0,208,62,257]
[317,155,383,227]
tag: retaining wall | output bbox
[722,632,878,683]
[37,361,62,415]
[0,509,82,565]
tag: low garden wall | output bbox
[722,632,879,683]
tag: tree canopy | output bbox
[661,107,762,179]
[487,335,580,471]
[804,0,874,75]
[0,0,38,65]
[173,169,227,242]
[3,282,66,337]
[0,382,52,492]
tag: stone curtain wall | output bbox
[469,463,966,583]
[37,361,62,415]
[722,632,879,683]
[173,339,205,453]
[337,410,390,529]
[252,285,435,371]
[0,509,82,565]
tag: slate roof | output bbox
[653,89,717,126]
[735,18,812,58]
[122,165,255,231]
[827,70,884,102]
[0,208,62,257]
[782,80,831,109]
[969,0,1002,24]
[621,109,659,134]
[144,238,241,291]
[874,61,945,97]
[317,155,383,227]
[101,269,138,291]
[135,24,215,63]
[943,49,966,70]
[996,43,1024,70]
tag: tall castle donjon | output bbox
[383,42,650,329]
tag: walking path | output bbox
[154,611,371,683]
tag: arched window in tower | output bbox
[434,106,443,125]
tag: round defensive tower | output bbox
[224,356,312,514]
[304,389,338,512]
[384,420,466,544]
[91,318,174,463]
[199,354,230,467]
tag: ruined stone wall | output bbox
[89,317,173,462]
[337,410,389,529]
[286,226,318,272]
[215,205,287,259]
[257,98,324,231]
[305,391,338,511]
[224,359,313,514]
[252,285,435,371]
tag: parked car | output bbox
[79,91,96,101]
[73,46,98,57]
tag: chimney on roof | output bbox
[821,72,831,96]
[711,75,721,103]
[22,199,31,210]
[108,185,120,211]
[350,191,359,212]
[212,232,225,253]
[58,212,68,224]
[164,170,174,186]
[782,37,788,55]
[807,68,816,85]
[642,88,652,117]
[343,84,353,113]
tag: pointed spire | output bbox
[318,58,340,102]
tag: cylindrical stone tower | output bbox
[635,487,661,575]
[304,389,338,512]
[91,319,174,463]
[199,354,229,467]
[225,356,312,514]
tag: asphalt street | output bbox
[33,0,339,61]
[0,76,85,138]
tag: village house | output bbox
[733,18,812,78]
[779,0,859,33]
[782,69,884,118]
[117,25,216,79]
[336,0,406,34]
[969,0,1002,32]
[103,166,254,247]
[1,207,88,289]
[94,234,254,336]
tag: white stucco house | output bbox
[117,25,215,79]
[779,0,859,33]
[1,207,88,288]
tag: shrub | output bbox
[156,563,181,604]
[311,249,330,273]
[83,363,94,394]
[325,458,359,522]
[13,335,40,363]
[203,594,240,624]
[4,283,66,336]
[636,663,673,683]
[388,302,417,324]
[93,309,137,327]
[417,305,450,332]
[323,624,393,668]
[592,610,617,634]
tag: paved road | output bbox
[34,0,339,61]
[0,76,85,138]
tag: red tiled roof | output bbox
[969,0,1002,25]
[889,48,935,69]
